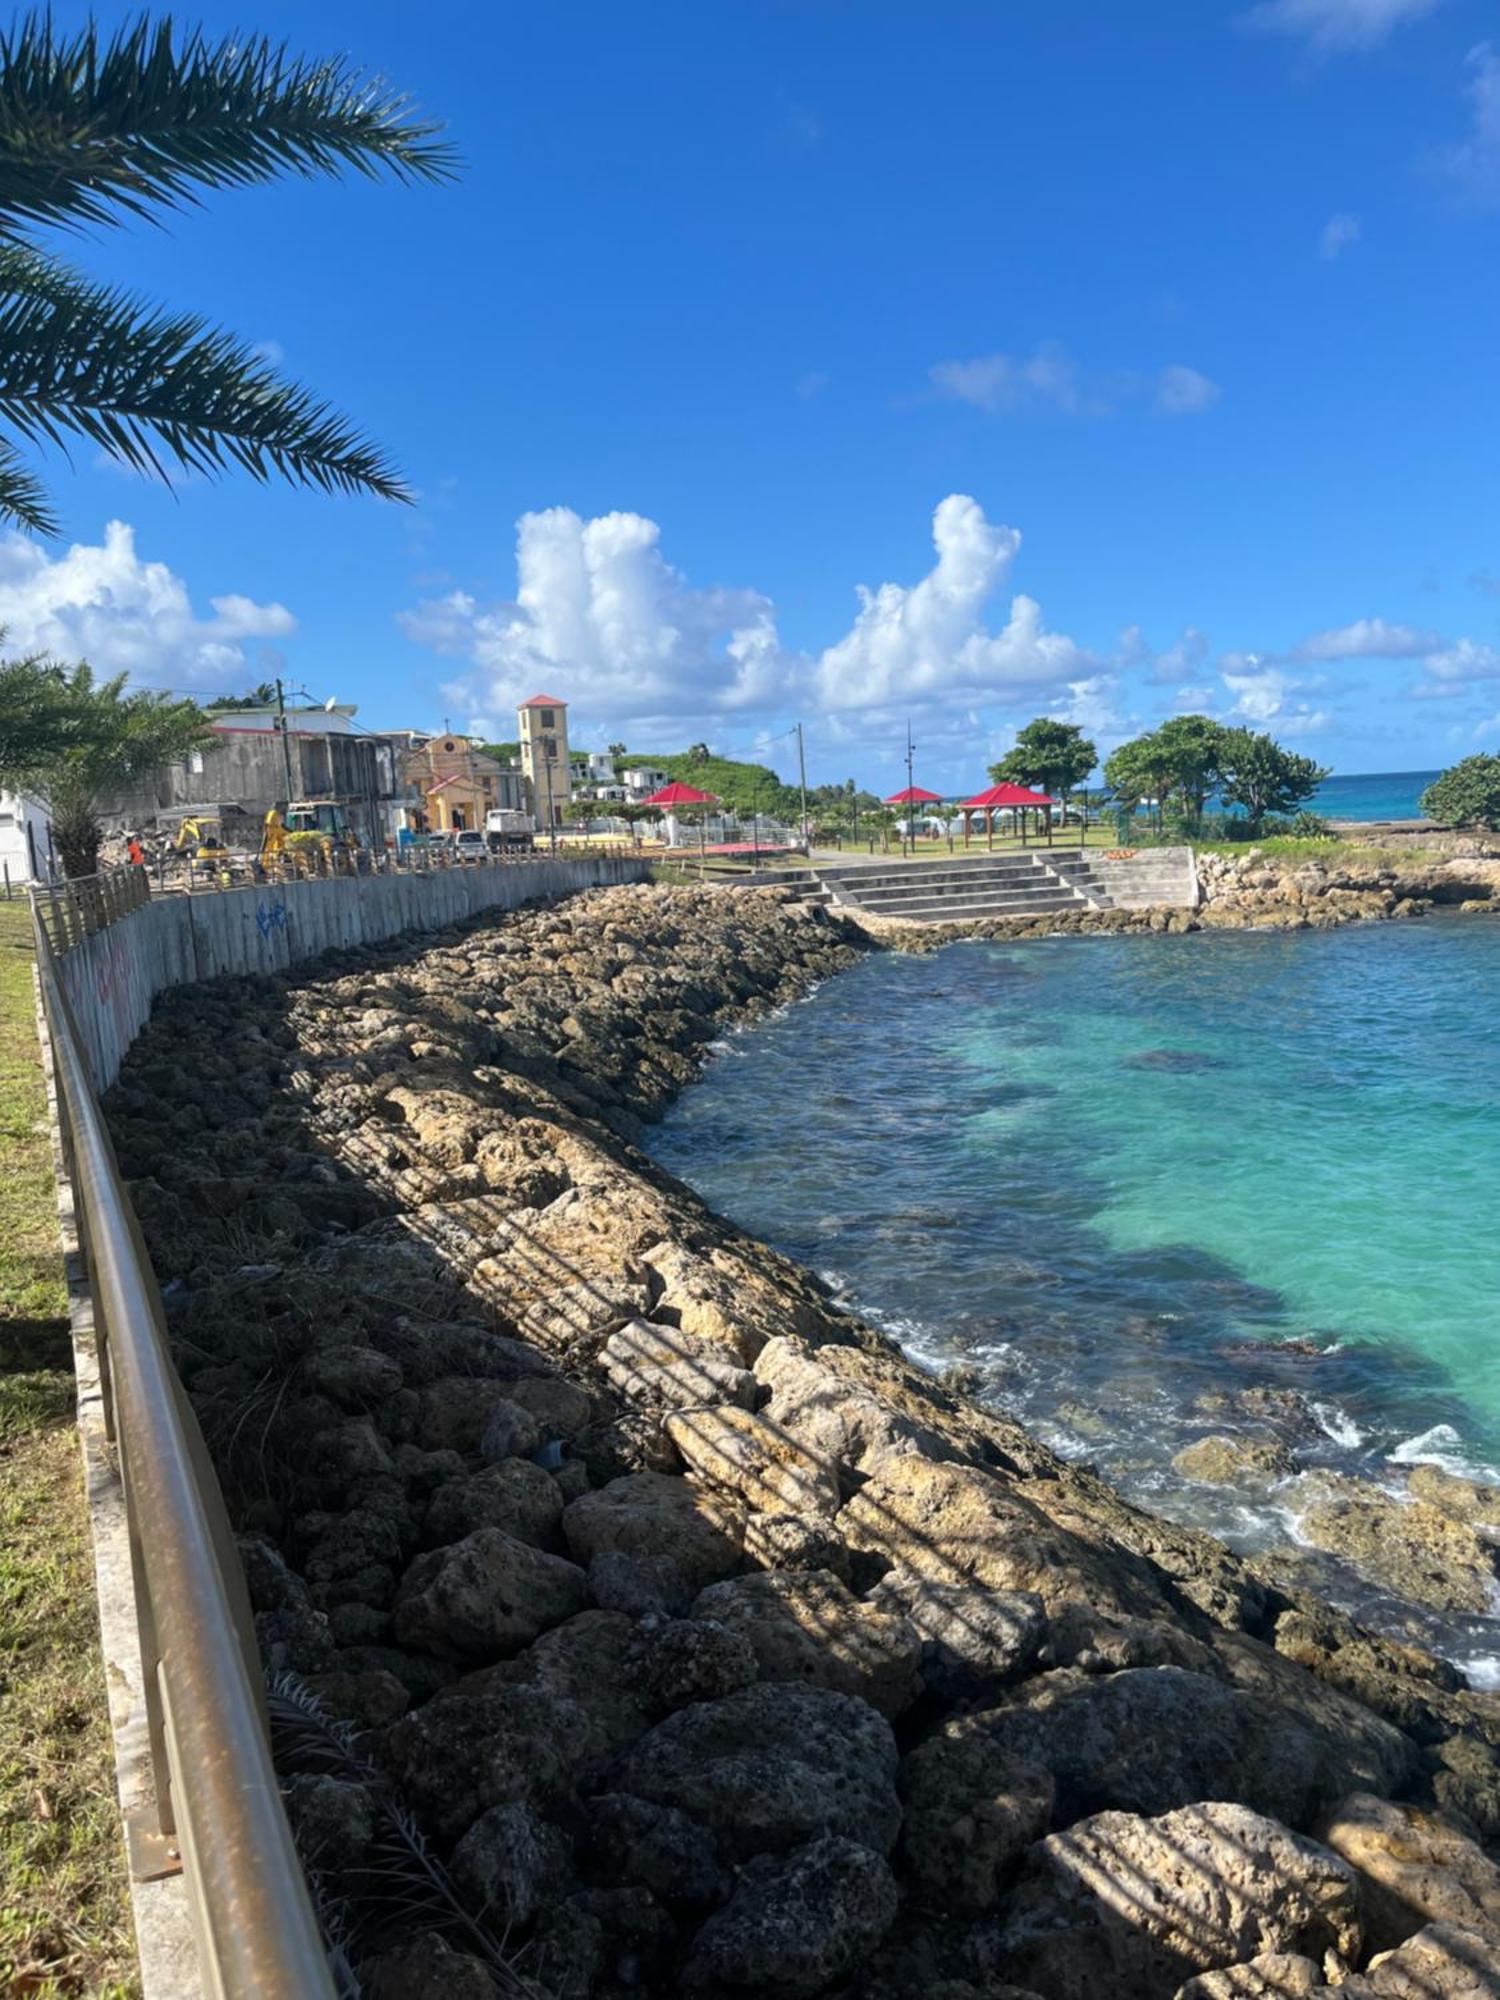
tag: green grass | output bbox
[1193,836,1448,866]
[0,900,138,1999]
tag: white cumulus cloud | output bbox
[399,505,795,731]
[1420,637,1500,682]
[0,520,295,688]
[812,495,1093,711]
[1294,616,1443,660]
[1240,0,1442,53]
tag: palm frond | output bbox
[0,432,55,533]
[0,246,410,521]
[0,13,457,238]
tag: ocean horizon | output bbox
[1310,769,1440,823]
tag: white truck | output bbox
[484,808,536,853]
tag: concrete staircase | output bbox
[813,850,1109,925]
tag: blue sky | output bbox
[4,0,1500,791]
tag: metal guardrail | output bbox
[32,914,336,1999]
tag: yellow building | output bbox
[518,694,571,830]
[403,734,526,833]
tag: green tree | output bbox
[1218,727,1329,832]
[688,742,711,766]
[1421,756,1500,831]
[1149,714,1226,827]
[0,650,87,770]
[0,14,455,533]
[205,682,278,710]
[2,662,212,875]
[990,718,1097,805]
[1103,732,1174,831]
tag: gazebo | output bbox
[886,784,945,852]
[959,781,1054,848]
[644,780,719,855]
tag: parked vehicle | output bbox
[484,808,535,852]
[448,828,489,861]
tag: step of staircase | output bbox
[870,891,1084,923]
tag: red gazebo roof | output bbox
[644,780,718,806]
[886,785,944,805]
[960,782,1054,809]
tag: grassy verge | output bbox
[0,900,137,1998]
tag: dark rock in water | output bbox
[1126,1048,1224,1072]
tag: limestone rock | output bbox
[837,1455,1170,1624]
[301,1342,403,1408]
[495,1608,655,1764]
[1173,1435,1300,1486]
[423,1458,565,1552]
[587,1548,693,1617]
[603,1318,758,1411]
[1406,1464,1500,1532]
[1319,1921,1500,1996]
[416,1376,549,1456]
[612,1681,901,1860]
[362,1933,500,1999]
[575,1792,726,1910]
[1295,1475,1499,1615]
[381,1685,598,1842]
[683,1835,899,1996]
[392,1529,587,1660]
[450,1802,573,1930]
[996,1801,1362,1999]
[899,1719,1054,1912]
[944,1667,1380,1829]
[1315,1792,1500,1953]
[281,1773,377,1877]
[634,1617,759,1714]
[665,1405,842,1519]
[1174,1953,1325,1998]
[502,1371,594,1441]
[563,1470,744,1590]
[869,1567,1046,1691]
[693,1570,922,1717]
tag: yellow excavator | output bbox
[260,800,359,872]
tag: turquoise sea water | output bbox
[650,919,1500,1671]
[1311,769,1441,822]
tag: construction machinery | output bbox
[260,800,359,871]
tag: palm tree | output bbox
[0,13,456,534]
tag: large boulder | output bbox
[603,1318,758,1412]
[945,1667,1387,1830]
[1314,1793,1500,1954]
[449,1802,573,1930]
[422,1457,565,1551]
[869,1568,1047,1693]
[1315,1921,1500,1996]
[682,1835,898,1996]
[899,1720,1054,1913]
[692,1571,921,1718]
[392,1528,587,1660]
[995,1802,1362,1999]
[1295,1475,1499,1616]
[837,1456,1170,1624]
[1172,1436,1300,1487]
[665,1405,842,1519]
[381,1685,598,1842]
[563,1471,744,1592]
[1174,1954,1325,1998]
[611,1681,901,1860]
[574,1793,726,1910]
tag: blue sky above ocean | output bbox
[5,0,1500,792]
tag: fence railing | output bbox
[32,914,336,1999]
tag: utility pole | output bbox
[796,721,809,856]
[275,677,296,808]
[905,718,915,858]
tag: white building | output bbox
[0,789,52,884]
[621,765,669,801]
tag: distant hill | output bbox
[623,751,799,818]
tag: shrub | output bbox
[1421,756,1500,831]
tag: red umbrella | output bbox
[644,781,718,806]
[885,784,944,805]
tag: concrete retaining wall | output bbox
[56,855,650,1092]
[1091,844,1199,910]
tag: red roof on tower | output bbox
[519,693,567,708]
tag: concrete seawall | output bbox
[54,854,651,1091]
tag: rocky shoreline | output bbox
[105,882,1500,1998]
[849,846,1500,946]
